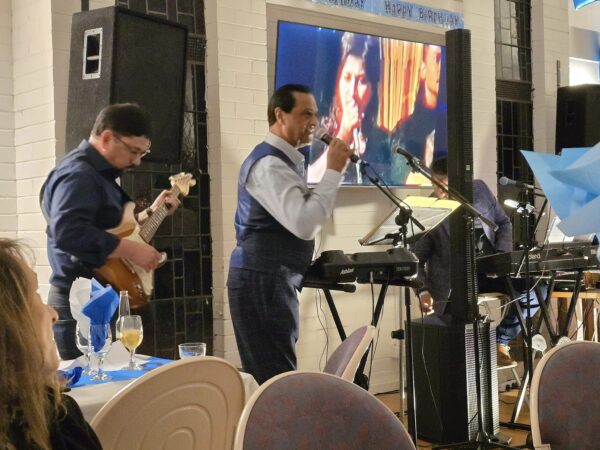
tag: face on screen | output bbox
[421,45,442,108]
[338,54,372,127]
[275,21,448,186]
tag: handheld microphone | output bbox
[498,176,536,191]
[314,128,359,163]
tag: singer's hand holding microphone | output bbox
[314,128,352,173]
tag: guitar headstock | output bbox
[169,172,196,197]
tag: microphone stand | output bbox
[358,161,423,446]
[501,191,538,429]
[397,153,515,450]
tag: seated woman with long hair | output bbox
[0,238,101,449]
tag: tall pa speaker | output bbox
[555,84,600,153]
[66,6,187,163]
[445,29,477,323]
[411,320,500,443]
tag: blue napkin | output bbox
[58,366,83,387]
[82,279,119,351]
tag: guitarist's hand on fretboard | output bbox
[110,238,163,271]
[137,190,181,225]
[153,190,181,215]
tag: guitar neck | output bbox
[139,185,181,243]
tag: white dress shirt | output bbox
[246,132,343,240]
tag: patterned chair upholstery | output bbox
[233,371,415,450]
[323,325,377,381]
[530,341,600,450]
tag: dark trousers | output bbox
[478,275,547,345]
[228,267,299,385]
[48,285,81,360]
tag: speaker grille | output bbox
[412,320,499,443]
[446,29,477,322]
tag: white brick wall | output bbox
[0,0,15,238]
[10,0,57,293]
[464,1,498,191]
[532,0,570,154]
[206,0,269,370]
[51,0,80,158]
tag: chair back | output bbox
[323,325,376,381]
[530,341,600,450]
[90,356,245,450]
[233,371,415,450]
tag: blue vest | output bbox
[230,142,314,286]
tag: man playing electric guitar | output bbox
[42,103,181,359]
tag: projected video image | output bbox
[275,21,448,187]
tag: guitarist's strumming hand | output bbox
[109,239,163,271]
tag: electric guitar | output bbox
[94,172,196,308]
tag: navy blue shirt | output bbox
[43,140,131,289]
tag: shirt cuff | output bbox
[321,169,344,187]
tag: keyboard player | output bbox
[412,158,547,367]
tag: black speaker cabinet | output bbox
[66,6,187,163]
[445,29,477,322]
[411,319,500,443]
[555,84,600,153]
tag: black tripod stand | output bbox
[398,153,516,450]
[501,193,540,429]
[357,161,424,446]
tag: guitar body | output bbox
[93,203,153,309]
[92,173,195,308]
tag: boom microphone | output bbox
[314,128,360,163]
[393,145,415,162]
[498,176,536,191]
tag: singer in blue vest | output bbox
[227,84,350,384]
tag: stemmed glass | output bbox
[90,323,113,381]
[75,323,93,375]
[118,315,143,370]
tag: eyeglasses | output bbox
[113,134,151,158]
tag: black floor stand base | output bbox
[433,430,515,449]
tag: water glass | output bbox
[90,323,113,381]
[74,323,93,375]
[178,342,206,359]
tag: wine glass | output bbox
[75,323,93,375]
[118,315,143,370]
[90,323,113,381]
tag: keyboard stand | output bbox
[304,275,417,389]
[500,269,585,428]
[302,281,356,341]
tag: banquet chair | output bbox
[233,371,415,450]
[530,341,600,450]
[90,356,245,450]
[323,325,376,381]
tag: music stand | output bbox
[360,196,460,246]
[360,196,458,443]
